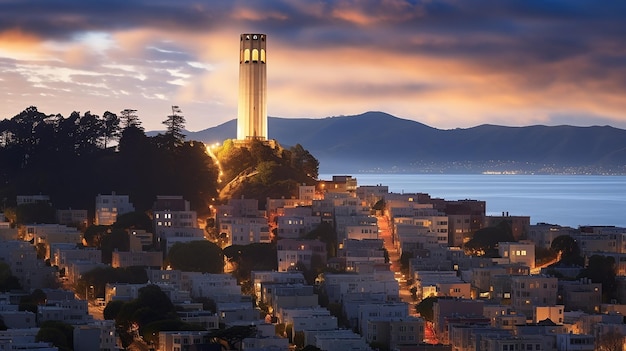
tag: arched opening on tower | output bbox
[252,49,259,63]
[261,49,266,63]
[244,49,250,63]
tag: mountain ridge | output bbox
[162,111,626,174]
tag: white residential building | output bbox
[178,311,219,330]
[357,302,408,335]
[386,201,438,219]
[219,216,270,245]
[17,194,50,206]
[73,319,118,351]
[38,299,92,324]
[242,335,289,350]
[291,314,338,342]
[0,240,56,290]
[365,317,425,349]
[273,206,320,239]
[345,224,379,240]
[153,195,198,238]
[512,275,558,320]
[23,224,82,258]
[298,184,316,203]
[276,238,326,272]
[95,192,135,225]
[261,284,318,315]
[323,271,399,304]
[339,239,386,271]
[216,301,258,325]
[56,208,89,228]
[158,331,209,351]
[52,245,101,271]
[217,198,263,218]
[190,273,242,302]
[528,223,578,249]
[111,251,162,268]
[356,185,389,206]
[311,329,373,351]
[0,328,59,351]
[280,306,332,325]
[555,333,595,351]
[499,241,536,269]
[105,283,146,303]
[251,271,306,301]
[393,215,449,251]
[335,215,377,243]
[0,311,36,328]
[146,269,183,290]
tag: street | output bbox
[377,215,415,312]
[377,214,439,344]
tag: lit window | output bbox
[244,49,250,63]
[252,49,259,62]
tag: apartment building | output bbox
[276,238,326,272]
[511,275,558,320]
[498,241,536,269]
[95,192,135,225]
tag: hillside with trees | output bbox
[0,106,219,216]
[214,138,319,207]
[0,106,319,217]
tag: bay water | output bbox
[320,174,626,228]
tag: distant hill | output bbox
[174,111,626,174]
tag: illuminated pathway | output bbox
[205,143,223,184]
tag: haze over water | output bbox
[323,174,626,228]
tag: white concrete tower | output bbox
[237,33,267,140]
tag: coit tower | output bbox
[237,33,267,141]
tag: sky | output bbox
[1,0,625,132]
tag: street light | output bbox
[85,285,94,303]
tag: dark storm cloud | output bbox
[0,0,232,39]
[2,0,624,58]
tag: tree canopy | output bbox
[578,254,617,303]
[161,105,186,149]
[551,235,584,266]
[223,243,277,284]
[0,106,219,216]
[304,222,338,258]
[112,284,179,348]
[167,240,224,273]
[464,220,514,257]
[36,320,74,351]
[77,266,148,300]
[415,296,438,322]
[0,262,21,292]
[215,139,318,206]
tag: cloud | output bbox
[0,0,624,131]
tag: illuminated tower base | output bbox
[237,33,267,141]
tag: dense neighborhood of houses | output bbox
[1,175,625,351]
